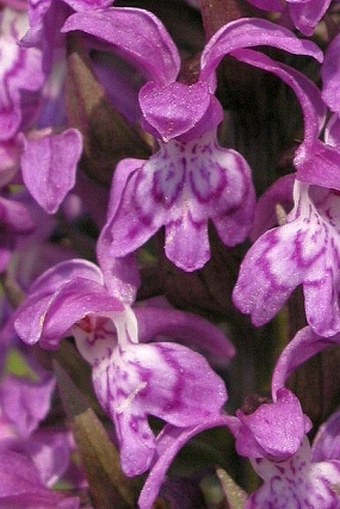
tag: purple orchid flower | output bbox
[13,258,231,476]
[63,8,322,272]
[233,178,340,337]
[235,325,340,508]
[246,0,332,36]
[244,432,340,508]
[0,6,82,214]
[225,373,339,508]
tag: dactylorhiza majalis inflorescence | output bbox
[0,0,339,507]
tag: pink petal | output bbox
[62,7,180,85]
[200,18,323,84]
[21,129,82,214]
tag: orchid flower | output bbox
[62,8,322,272]
[246,0,332,36]
[233,89,340,337]
[233,178,340,337]
[242,415,340,508]
[237,328,340,509]
[14,258,231,476]
[0,6,82,214]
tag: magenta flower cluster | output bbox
[0,0,339,508]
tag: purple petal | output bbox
[295,140,340,192]
[65,0,113,9]
[0,196,35,233]
[0,449,80,508]
[96,233,140,304]
[245,0,283,10]
[28,258,104,296]
[92,341,227,476]
[104,132,255,271]
[40,278,124,348]
[235,389,309,461]
[138,415,236,509]
[165,213,210,271]
[233,181,340,336]
[272,326,340,396]
[134,306,236,365]
[27,430,73,487]
[312,410,340,463]
[21,129,83,214]
[62,7,180,84]
[289,0,332,36]
[246,439,340,509]
[139,80,213,141]
[0,373,55,438]
[14,260,122,347]
[322,34,340,116]
[0,9,44,140]
[200,18,323,84]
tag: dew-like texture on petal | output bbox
[233,180,340,336]
[235,389,308,461]
[200,18,323,84]
[272,326,340,396]
[92,342,227,476]
[62,7,180,84]
[21,129,83,214]
[103,131,255,271]
[0,10,43,140]
[246,439,340,509]
[322,34,340,116]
